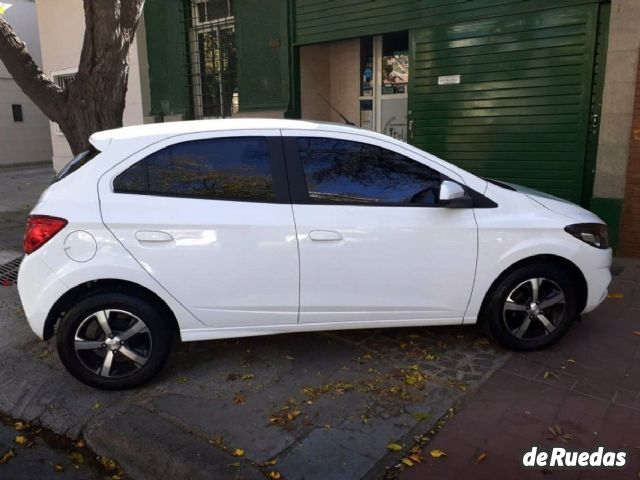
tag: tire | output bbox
[484,263,578,351]
[56,292,173,390]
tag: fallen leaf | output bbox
[14,435,27,446]
[75,439,86,449]
[267,472,282,480]
[285,355,295,360]
[413,412,432,421]
[228,462,241,467]
[567,359,576,364]
[13,421,27,431]
[69,452,85,464]
[232,448,244,457]
[176,375,189,384]
[53,463,64,472]
[430,449,447,458]
[263,459,277,466]
[387,443,403,452]
[0,448,15,465]
[476,452,488,464]
[233,393,246,405]
[608,292,624,299]
[92,402,102,410]
[241,374,255,381]
[633,331,640,337]
[543,371,559,380]
[401,457,414,467]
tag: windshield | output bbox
[54,147,99,182]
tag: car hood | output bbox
[496,180,605,224]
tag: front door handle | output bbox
[309,230,343,242]
[135,230,174,243]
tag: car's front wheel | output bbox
[484,263,579,351]
[56,293,173,389]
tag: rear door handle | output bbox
[309,230,343,242]
[135,230,174,243]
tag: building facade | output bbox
[0,0,51,167]
[34,0,640,254]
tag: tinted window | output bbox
[296,138,441,205]
[54,147,100,183]
[114,137,275,201]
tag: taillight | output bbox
[23,215,68,254]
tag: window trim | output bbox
[112,135,291,205]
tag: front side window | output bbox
[114,137,275,202]
[296,138,441,205]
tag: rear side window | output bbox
[55,147,100,182]
[296,137,441,205]
[114,137,276,202]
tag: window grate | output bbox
[0,256,23,287]
[189,0,238,119]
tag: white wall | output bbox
[0,0,52,167]
[35,0,147,171]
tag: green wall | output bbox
[144,0,191,117]
[293,0,607,46]
[236,0,291,112]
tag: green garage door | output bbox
[409,4,599,203]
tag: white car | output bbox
[18,119,612,389]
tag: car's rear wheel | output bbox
[56,293,173,390]
[484,263,578,351]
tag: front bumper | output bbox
[579,247,612,314]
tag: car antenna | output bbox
[316,93,356,126]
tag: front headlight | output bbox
[564,223,609,249]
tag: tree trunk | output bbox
[0,0,145,156]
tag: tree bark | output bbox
[0,0,145,155]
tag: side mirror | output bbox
[439,180,472,208]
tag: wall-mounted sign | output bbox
[437,75,461,85]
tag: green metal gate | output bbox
[408,4,600,203]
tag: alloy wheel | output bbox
[73,309,152,378]
[502,277,566,341]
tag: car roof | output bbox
[89,118,377,152]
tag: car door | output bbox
[98,130,299,328]
[281,130,478,325]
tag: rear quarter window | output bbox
[55,148,100,182]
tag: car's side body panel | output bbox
[97,129,301,328]
[280,129,479,325]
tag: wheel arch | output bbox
[43,278,181,341]
[476,254,588,326]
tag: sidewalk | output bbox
[400,259,640,480]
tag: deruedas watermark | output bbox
[522,447,627,469]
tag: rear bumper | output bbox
[17,254,68,339]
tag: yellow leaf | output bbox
[228,462,241,467]
[15,435,27,446]
[263,459,277,466]
[608,292,624,299]
[70,452,85,464]
[53,463,64,472]
[241,374,255,381]
[0,448,15,465]
[387,443,403,452]
[13,421,26,431]
[232,448,244,457]
[476,452,488,464]
[430,449,447,458]
[0,3,13,16]
[401,457,414,467]
[75,439,86,449]
[268,472,282,480]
